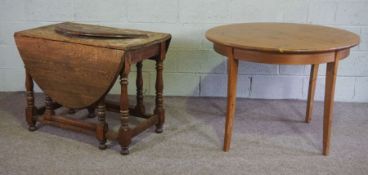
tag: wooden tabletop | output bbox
[14,22,171,51]
[206,23,360,53]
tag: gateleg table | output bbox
[15,22,171,155]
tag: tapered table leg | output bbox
[323,57,339,156]
[25,70,37,131]
[305,64,319,123]
[135,61,145,115]
[96,99,107,150]
[119,71,131,155]
[223,47,239,152]
[154,42,166,133]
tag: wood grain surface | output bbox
[15,22,171,51]
[206,23,360,53]
[55,22,148,39]
[15,22,172,155]
[15,37,124,108]
[206,22,360,155]
[14,22,171,108]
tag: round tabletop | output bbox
[206,23,360,54]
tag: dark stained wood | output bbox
[44,95,54,120]
[106,130,119,140]
[25,70,37,131]
[118,71,131,155]
[42,115,97,131]
[305,64,319,123]
[15,36,124,109]
[154,42,167,133]
[39,117,96,136]
[15,22,171,51]
[55,22,148,39]
[96,100,107,150]
[87,106,96,118]
[105,100,151,119]
[15,22,171,155]
[34,102,61,116]
[135,61,145,115]
[206,23,360,155]
[128,44,160,64]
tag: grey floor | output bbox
[0,92,368,175]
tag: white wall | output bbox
[0,0,367,102]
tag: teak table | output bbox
[14,22,171,155]
[206,23,360,155]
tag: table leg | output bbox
[224,47,238,152]
[305,64,319,123]
[96,99,107,150]
[135,61,145,115]
[154,42,166,133]
[25,70,37,131]
[323,58,339,155]
[44,95,54,120]
[119,71,131,155]
[87,106,95,118]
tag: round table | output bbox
[206,23,360,155]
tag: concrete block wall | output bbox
[0,0,367,102]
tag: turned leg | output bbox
[224,47,239,152]
[96,100,107,150]
[154,43,166,133]
[119,71,131,155]
[87,106,96,118]
[323,58,339,156]
[305,64,319,123]
[135,61,145,115]
[44,95,54,120]
[25,71,37,131]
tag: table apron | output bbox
[125,43,160,64]
[214,44,350,65]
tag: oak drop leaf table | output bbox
[14,22,171,155]
[206,23,360,155]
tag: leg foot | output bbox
[120,147,129,155]
[98,142,107,150]
[28,125,37,132]
[155,126,163,133]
